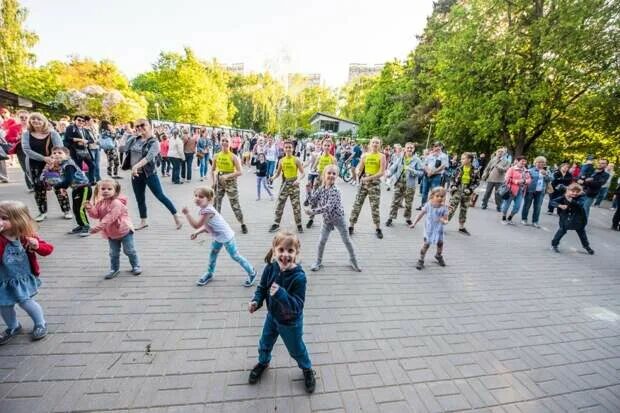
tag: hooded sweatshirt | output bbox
[87,195,134,239]
[252,261,306,325]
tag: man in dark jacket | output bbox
[578,159,609,218]
[550,183,594,255]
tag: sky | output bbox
[21,0,435,87]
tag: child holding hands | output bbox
[410,187,449,270]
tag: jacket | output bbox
[387,154,423,188]
[167,137,185,160]
[450,164,480,192]
[54,159,89,189]
[87,195,134,240]
[504,166,532,196]
[550,194,588,230]
[0,235,54,277]
[482,155,511,183]
[524,167,553,193]
[551,170,573,191]
[580,170,610,198]
[252,261,306,325]
[21,131,63,163]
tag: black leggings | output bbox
[72,186,92,227]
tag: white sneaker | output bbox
[63,212,74,220]
[532,223,541,229]
[34,213,47,222]
[521,220,528,226]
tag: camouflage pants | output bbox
[389,178,415,220]
[448,185,471,224]
[215,178,244,223]
[274,180,302,225]
[350,179,381,226]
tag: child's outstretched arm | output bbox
[181,208,209,230]
[409,209,426,228]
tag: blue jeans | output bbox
[594,187,609,206]
[267,160,276,178]
[258,313,311,369]
[182,153,194,181]
[109,232,139,271]
[582,196,595,219]
[92,148,101,181]
[131,173,177,219]
[421,174,443,205]
[170,158,182,183]
[199,156,209,178]
[207,238,254,276]
[502,191,524,216]
[521,191,545,224]
[256,176,273,199]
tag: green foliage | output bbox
[0,0,38,90]
[339,75,377,123]
[229,72,285,133]
[278,83,338,132]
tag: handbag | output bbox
[75,147,92,162]
[498,183,511,200]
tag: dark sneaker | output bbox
[131,267,142,276]
[350,260,362,272]
[348,226,354,236]
[297,225,304,233]
[79,227,91,237]
[269,224,280,233]
[244,271,257,287]
[241,224,248,234]
[310,262,322,271]
[68,226,83,234]
[458,228,471,236]
[303,369,316,393]
[406,220,413,226]
[303,199,309,207]
[585,247,595,255]
[385,218,393,227]
[306,219,313,229]
[415,206,422,211]
[0,324,22,345]
[435,255,446,267]
[376,228,383,239]
[249,363,269,384]
[104,270,120,279]
[415,259,424,270]
[196,273,214,286]
[551,245,560,253]
[31,324,47,341]
[481,205,487,210]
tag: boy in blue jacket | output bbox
[248,231,315,393]
[550,183,594,255]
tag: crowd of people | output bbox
[0,105,618,392]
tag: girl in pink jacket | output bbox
[86,179,141,279]
[501,156,532,225]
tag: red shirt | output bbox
[1,118,22,144]
[160,139,169,157]
[231,136,242,150]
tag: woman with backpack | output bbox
[99,120,121,179]
[122,119,181,230]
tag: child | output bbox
[550,183,594,254]
[409,187,449,270]
[51,146,92,237]
[86,179,141,279]
[182,187,257,287]
[305,165,361,272]
[247,231,315,393]
[254,153,273,201]
[0,200,53,344]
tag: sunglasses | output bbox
[76,118,84,122]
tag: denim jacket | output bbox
[525,167,553,193]
[387,154,423,188]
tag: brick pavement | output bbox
[0,164,619,413]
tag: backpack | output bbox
[99,133,115,151]
[61,159,90,187]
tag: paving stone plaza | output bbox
[0,166,619,412]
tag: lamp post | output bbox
[425,119,435,150]
[154,102,161,121]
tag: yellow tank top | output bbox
[281,155,298,179]
[365,152,381,175]
[318,154,334,173]
[462,165,471,185]
[215,152,235,173]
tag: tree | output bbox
[339,75,377,123]
[278,84,338,133]
[229,72,285,133]
[0,0,38,90]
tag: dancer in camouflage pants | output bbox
[389,178,415,221]
[349,180,381,226]
[448,185,471,224]
[215,178,245,224]
[274,180,302,226]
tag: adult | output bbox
[84,116,101,182]
[231,134,242,155]
[547,162,573,214]
[569,162,581,180]
[580,156,595,179]
[167,131,185,184]
[0,128,9,183]
[521,156,552,228]
[264,137,278,178]
[349,137,386,239]
[594,163,615,207]
[1,107,32,189]
[197,129,211,181]
[477,153,487,173]
[21,113,72,222]
[99,120,121,179]
[124,119,181,230]
[578,159,610,218]
[63,115,96,184]
[501,156,531,225]
[480,147,511,211]
[612,182,620,231]
[159,133,170,177]
[418,141,449,209]
[211,135,247,234]
[385,142,422,227]
[181,129,197,182]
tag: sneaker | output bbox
[104,270,120,279]
[79,227,91,237]
[348,226,354,236]
[350,260,362,272]
[406,220,413,226]
[532,223,541,229]
[34,213,47,222]
[521,220,529,226]
[415,259,424,270]
[303,369,316,393]
[297,225,304,233]
[585,247,595,255]
[310,262,322,272]
[385,218,393,227]
[63,211,74,220]
[458,228,470,236]
[196,273,213,286]
[376,228,383,239]
[306,219,313,229]
[241,224,248,234]
[303,199,309,207]
[0,324,22,345]
[415,206,422,211]
[507,216,515,225]
[546,211,554,215]
[551,245,560,253]
[31,324,47,341]
[435,255,446,267]
[248,363,269,384]
[244,271,257,287]
[131,267,142,276]
[481,205,487,210]
[269,224,280,233]
[68,226,83,234]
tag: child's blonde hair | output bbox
[93,178,121,203]
[264,230,301,263]
[194,187,215,202]
[567,182,583,192]
[0,200,37,238]
[429,186,447,199]
[321,164,337,186]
